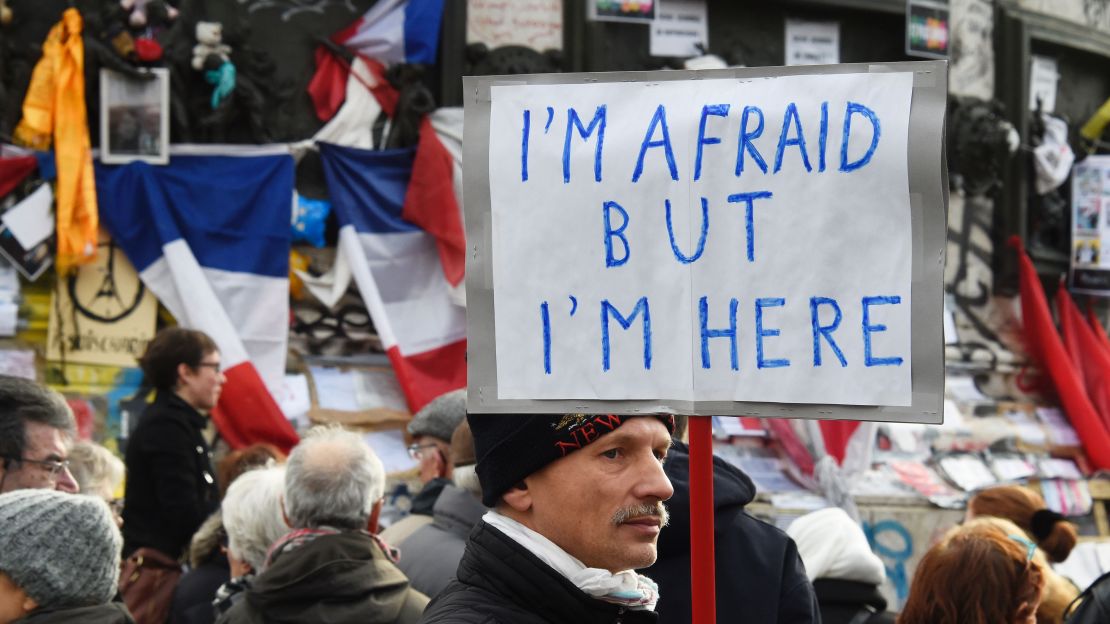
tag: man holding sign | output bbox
[420,413,675,623]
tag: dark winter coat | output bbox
[419,521,659,624]
[812,579,895,624]
[410,478,451,516]
[123,393,219,559]
[169,558,230,624]
[395,484,487,599]
[644,442,820,624]
[15,603,136,623]
[216,531,428,624]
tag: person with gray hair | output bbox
[209,466,288,621]
[389,419,488,599]
[217,426,428,624]
[405,389,466,516]
[67,441,125,525]
[0,375,79,494]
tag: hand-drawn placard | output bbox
[464,62,948,422]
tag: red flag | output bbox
[1086,305,1110,358]
[1010,237,1110,469]
[0,155,37,198]
[818,420,861,464]
[1057,283,1110,433]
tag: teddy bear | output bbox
[191,21,231,71]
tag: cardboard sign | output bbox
[464,62,948,421]
[47,236,157,367]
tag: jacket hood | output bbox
[17,602,136,624]
[432,484,487,539]
[656,441,756,559]
[245,531,419,623]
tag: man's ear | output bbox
[280,496,292,528]
[501,480,532,513]
[22,594,37,614]
[367,499,383,534]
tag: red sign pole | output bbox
[688,415,716,624]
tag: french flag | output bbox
[333,0,445,66]
[319,141,466,413]
[95,149,299,453]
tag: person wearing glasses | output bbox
[0,375,79,495]
[123,327,225,561]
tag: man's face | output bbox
[177,350,225,411]
[519,417,673,573]
[411,435,449,484]
[0,421,78,494]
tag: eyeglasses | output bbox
[194,361,222,372]
[1009,534,1037,561]
[407,443,439,461]
[2,456,71,476]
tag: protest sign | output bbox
[463,62,947,422]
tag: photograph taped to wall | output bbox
[100,68,170,165]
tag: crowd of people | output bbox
[0,326,1104,623]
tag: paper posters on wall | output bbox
[589,0,655,23]
[948,0,994,100]
[650,0,707,58]
[46,236,157,367]
[464,61,949,420]
[1029,55,1059,113]
[467,0,563,51]
[784,19,839,66]
[906,0,950,59]
[1069,156,1110,294]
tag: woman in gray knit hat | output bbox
[0,489,134,623]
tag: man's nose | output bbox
[55,465,79,494]
[635,453,674,502]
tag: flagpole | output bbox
[689,415,716,624]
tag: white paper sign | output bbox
[467,0,563,51]
[650,0,708,58]
[1029,55,1058,113]
[785,20,840,66]
[487,72,915,406]
[2,184,54,250]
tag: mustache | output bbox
[611,502,669,527]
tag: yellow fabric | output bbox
[13,8,98,272]
[1081,96,1110,142]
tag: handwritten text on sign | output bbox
[489,73,914,405]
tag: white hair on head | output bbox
[284,425,385,530]
[222,466,288,571]
[67,441,124,498]
[452,464,483,500]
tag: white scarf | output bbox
[483,510,660,610]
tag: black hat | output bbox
[468,413,675,507]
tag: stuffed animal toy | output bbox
[191,21,230,71]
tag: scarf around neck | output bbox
[483,510,660,610]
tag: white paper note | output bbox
[2,184,54,250]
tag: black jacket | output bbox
[15,603,136,623]
[812,579,894,624]
[217,531,428,624]
[420,521,659,624]
[644,442,820,624]
[123,393,219,559]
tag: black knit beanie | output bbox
[468,413,675,507]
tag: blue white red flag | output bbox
[95,149,299,453]
[333,0,445,66]
[319,141,466,412]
